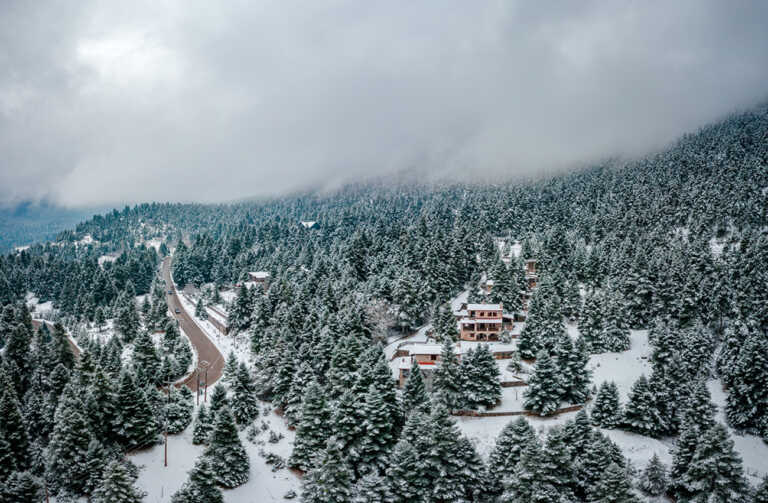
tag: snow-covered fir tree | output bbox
[289,381,330,471]
[638,453,667,497]
[192,403,214,445]
[204,406,250,488]
[91,460,146,503]
[171,456,224,503]
[591,381,622,428]
[523,350,563,416]
[302,437,354,503]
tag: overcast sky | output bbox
[1,1,767,207]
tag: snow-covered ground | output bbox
[588,329,652,400]
[457,326,768,484]
[98,254,119,265]
[145,238,163,252]
[384,324,431,361]
[26,292,55,319]
[133,402,299,502]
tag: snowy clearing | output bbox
[133,402,299,502]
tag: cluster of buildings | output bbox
[395,340,519,388]
[393,256,539,388]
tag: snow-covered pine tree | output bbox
[600,291,630,352]
[578,290,604,352]
[171,456,224,503]
[163,386,193,434]
[302,437,354,503]
[590,462,639,503]
[681,379,717,433]
[222,350,238,386]
[385,439,424,503]
[487,417,536,496]
[0,383,30,471]
[540,427,577,501]
[523,350,563,416]
[368,356,403,433]
[427,404,485,501]
[638,453,667,497]
[501,435,551,503]
[401,360,429,416]
[228,284,253,333]
[352,472,391,503]
[195,298,208,320]
[475,343,502,408]
[725,332,768,434]
[91,460,146,503]
[84,365,119,443]
[755,476,768,503]
[2,470,43,501]
[330,389,362,465]
[668,416,703,501]
[356,381,397,475]
[289,381,331,471]
[131,329,160,385]
[577,431,627,500]
[680,423,749,502]
[623,374,664,437]
[231,362,259,426]
[431,338,464,410]
[47,385,94,496]
[209,383,229,414]
[192,403,214,445]
[113,371,159,450]
[327,335,362,400]
[562,336,591,404]
[284,360,314,426]
[591,381,622,428]
[204,406,250,488]
[517,310,544,360]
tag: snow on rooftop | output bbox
[450,290,469,313]
[466,303,502,311]
[407,344,446,356]
[300,220,317,228]
[248,271,270,279]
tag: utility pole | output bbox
[196,368,200,406]
[204,367,209,402]
[164,379,171,467]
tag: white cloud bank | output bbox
[1,0,767,206]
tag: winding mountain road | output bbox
[162,256,224,392]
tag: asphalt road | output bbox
[162,256,224,392]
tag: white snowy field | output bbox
[587,328,652,400]
[133,402,299,502]
[457,327,768,485]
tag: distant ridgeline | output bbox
[0,105,766,325]
[0,202,105,254]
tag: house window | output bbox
[431,355,437,361]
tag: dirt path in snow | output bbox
[31,319,80,358]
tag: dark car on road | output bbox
[175,308,181,314]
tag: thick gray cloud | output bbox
[1,1,767,206]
